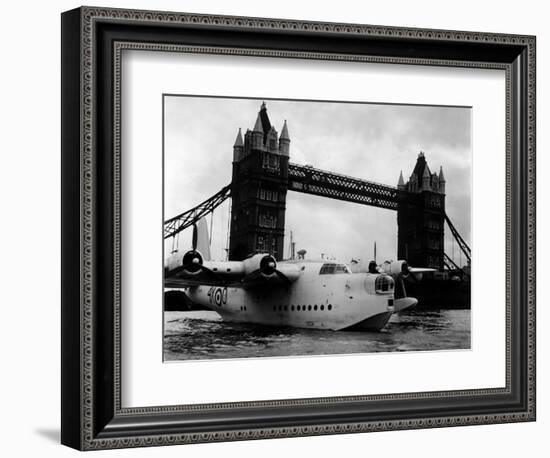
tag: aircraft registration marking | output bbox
[208,286,227,307]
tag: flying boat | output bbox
[164,221,431,331]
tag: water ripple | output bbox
[164,309,470,361]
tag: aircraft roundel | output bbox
[214,288,223,306]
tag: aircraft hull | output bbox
[341,311,394,331]
[186,281,394,331]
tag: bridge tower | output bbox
[229,102,290,261]
[397,152,446,269]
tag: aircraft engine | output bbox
[181,250,204,274]
[380,260,410,278]
[243,253,277,277]
[259,254,277,277]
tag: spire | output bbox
[438,165,446,193]
[412,151,427,183]
[439,165,445,182]
[233,128,243,147]
[279,120,290,156]
[421,160,431,190]
[280,120,290,140]
[258,101,272,135]
[252,112,263,133]
[233,128,244,162]
[422,165,431,179]
[397,170,405,187]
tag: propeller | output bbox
[259,255,277,276]
[399,261,410,278]
[181,250,203,274]
[242,255,291,285]
[378,260,436,298]
[397,275,407,299]
[178,223,221,280]
[192,222,198,251]
[396,265,415,299]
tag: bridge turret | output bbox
[422,162,431,190]
[233,128,244,162]
[266,125,279,153]
[279,120,290,156]
[397,170,405,190]
[409,172,417,192]
[432,170,440,191]
[251,112,264,149]
[439,166,446,193]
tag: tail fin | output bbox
[196,217,211,261]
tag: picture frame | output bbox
[61,6,536,450]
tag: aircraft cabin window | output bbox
[319,263,335,274]
[336,264,351,274]
[319,263,351,275]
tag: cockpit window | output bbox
[375,274,395,292]
[335,264,350,274]
[319,263,351,275]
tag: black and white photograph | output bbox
[163,96,472,361]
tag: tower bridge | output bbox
[164,102,470,270]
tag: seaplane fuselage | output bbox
[181,260,397,331]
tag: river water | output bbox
[164,309,470,361]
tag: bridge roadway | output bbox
[288,163,399,211]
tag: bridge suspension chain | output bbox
[164,184,231,239]
[444,213,471,264]
[443,252,470,277]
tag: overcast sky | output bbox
[164,96,471,266]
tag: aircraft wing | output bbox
[164,253,302,290]
[408,267,436,273]
[164,260,245,288]
[239,263,302,290]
